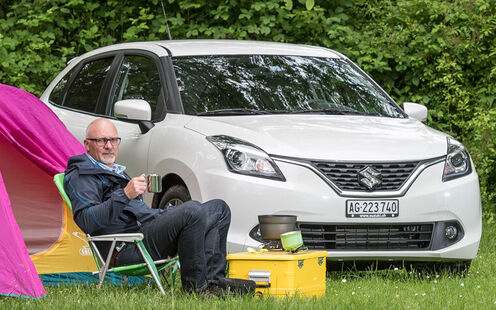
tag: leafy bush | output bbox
[1,0,495,211]
[345,0,496,212]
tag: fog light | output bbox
[445,225,458,240]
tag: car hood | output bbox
[184,115,448,161]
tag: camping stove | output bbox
[261,239,284,251]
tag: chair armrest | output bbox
[87,233,144,243]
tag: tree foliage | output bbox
[1,0,495,211]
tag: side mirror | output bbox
[403,102,428,122]
[114,99,152,121]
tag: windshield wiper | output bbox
[197,108,268,116]
[290,109,368,116]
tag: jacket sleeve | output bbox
[64,170,130,234]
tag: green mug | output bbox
[280,230,303,250]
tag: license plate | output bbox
[346,199,399,218]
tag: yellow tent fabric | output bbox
[30,200,96,274]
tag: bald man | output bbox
[64,118,253,295]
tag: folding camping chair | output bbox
[53,173,179,295]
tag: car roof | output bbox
[75,40,343,60]
[157,40,342,58]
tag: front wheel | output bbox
[158,184,191,209]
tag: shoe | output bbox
[198,285,222,299]
[193,278,257,298]
[185,283,223,299]
[216,277,256,296]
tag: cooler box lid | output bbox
[227,250,328,261]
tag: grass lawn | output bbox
[2,220,496,309]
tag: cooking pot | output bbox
[258,215,297,240]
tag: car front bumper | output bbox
[193,157,482,262]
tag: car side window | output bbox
[64,57,114,113]
[49,66,77,105]
[110,55,164,121]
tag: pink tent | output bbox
[0,172,46,298]
[0,83,86,297]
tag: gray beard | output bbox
[100,156,115,165]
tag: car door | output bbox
[47,56,117,143]
[106,53,167,188]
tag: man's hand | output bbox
[124,174,146,199]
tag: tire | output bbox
[157,184,191,209]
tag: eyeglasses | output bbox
[86,137,121,146]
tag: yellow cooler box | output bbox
[227,250,327,298]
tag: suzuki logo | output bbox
[358,166,382,190]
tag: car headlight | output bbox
[206,135,286,181]
[442,137,472,182]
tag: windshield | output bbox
[173,55,404,118]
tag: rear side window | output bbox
[49,66,76,105]
[64,57,114,113]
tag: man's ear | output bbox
[83,139,90,152]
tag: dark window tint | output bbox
[64,57,114,113]
[49,66,76,105]
[174,55,404,118]
[111,55,163,121]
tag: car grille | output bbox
[310,160,421,191]
[298,223,433,250]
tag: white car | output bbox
[41,40,481,271]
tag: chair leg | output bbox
[97,240,117,289]
[160,258,179,288]
[171,259,180,289]
[136,241,166,295]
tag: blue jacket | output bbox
[64,154,163,236]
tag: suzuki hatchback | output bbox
[41,40,481,270]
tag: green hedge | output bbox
[1,0,495,212]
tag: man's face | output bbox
[84,120,119,167]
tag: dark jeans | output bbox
[114,199,231,291]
